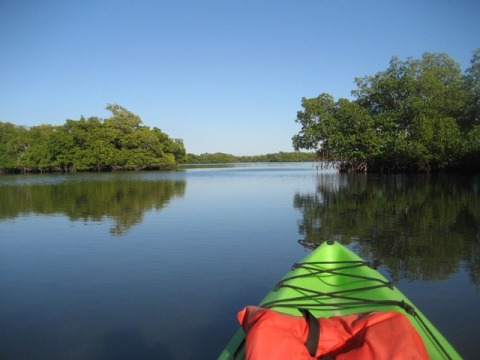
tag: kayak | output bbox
[218,240,461,359]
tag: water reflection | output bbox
[0,177,186,235]
[294,173,480,286]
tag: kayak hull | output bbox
[218,241,460,359]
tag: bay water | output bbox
[0,163,478,359]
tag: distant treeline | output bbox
[185,151,315,163]
[293,50,480,173]
[0,104,186,174]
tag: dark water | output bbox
[0,163,478,359]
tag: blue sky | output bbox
[1,0,479,155]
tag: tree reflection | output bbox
[0,178,186,235]
[294,173,480,285]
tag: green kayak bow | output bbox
[218,240,461,359]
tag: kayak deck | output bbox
[218,240,461,359]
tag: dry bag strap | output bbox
[299,309,319,357]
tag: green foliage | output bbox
[0,122,27,171]
[293,50,480,172]
[0,105,186,173]
[464,49,480,126]
[184,151,315,164]
[185,152,238,163]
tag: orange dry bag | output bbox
[237,306,429,360]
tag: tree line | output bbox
[185,151,315,164]
[293,50,480,172]
[0,104,187,173]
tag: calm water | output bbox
[0,163,479,359]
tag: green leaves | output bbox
[293,93,335,151]
[0,104,186,173]
[293,50,480,172]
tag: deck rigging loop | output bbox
[267,261,399,309]
[286,260,393,288]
